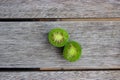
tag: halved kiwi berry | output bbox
[48,28,69,47]
[63,41,82,62]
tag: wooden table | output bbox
[0,0,120,80]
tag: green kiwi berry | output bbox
[63,41,82,62]
[48,28,69,47]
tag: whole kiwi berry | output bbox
[63,41,82,62]
[48,28,69,47]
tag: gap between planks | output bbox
[0,68,120,72]
[0,18,120,22]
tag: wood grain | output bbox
[0,71,120,80]
[0,21,120,68]
[0,0,120,18]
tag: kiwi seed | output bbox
[63,41,82,62]
[48,28,69,47]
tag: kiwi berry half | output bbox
[63,41,82,62]
[48,28,69,47]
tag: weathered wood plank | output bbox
[0,21,120,68]
[0,71,120,80]
[0,0,120,18]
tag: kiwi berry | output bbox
[63,41,82,62]
[48,28,69,47]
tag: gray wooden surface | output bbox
[0,0,120,79]
[0,21,119,68]
[0,71,120,80]
[0,0,120,18]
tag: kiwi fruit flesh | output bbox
[63,41,82,62]
[48,28,69,47]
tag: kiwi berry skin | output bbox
[48,28,69,47]
[63,41,82,62]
